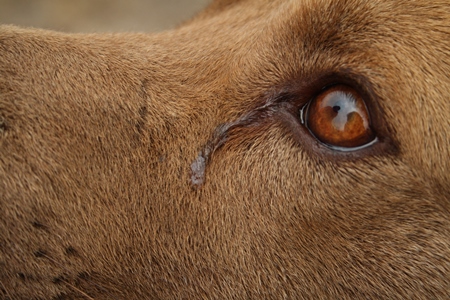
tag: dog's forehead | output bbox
[197,0,449,112]
[194,0,450,184]
[206,0,449,51]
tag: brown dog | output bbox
[1,0,449,299]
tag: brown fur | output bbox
[1,0,449,298]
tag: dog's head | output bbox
[0,0,449,298]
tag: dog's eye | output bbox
[300,85,376,150]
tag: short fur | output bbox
[1,0,449,299]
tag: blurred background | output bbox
[0,0,211,33]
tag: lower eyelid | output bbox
[320,136,379,152]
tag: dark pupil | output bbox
[332,105,341,113]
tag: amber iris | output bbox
[306,85,375,149]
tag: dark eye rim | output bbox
[299,83,378,152]
[273,71,399,160]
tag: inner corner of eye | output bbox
[299,103,308,125]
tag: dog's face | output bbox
[1,0,449,298]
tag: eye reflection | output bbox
[321,91,370,133]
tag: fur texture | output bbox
[1,0,449,298]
